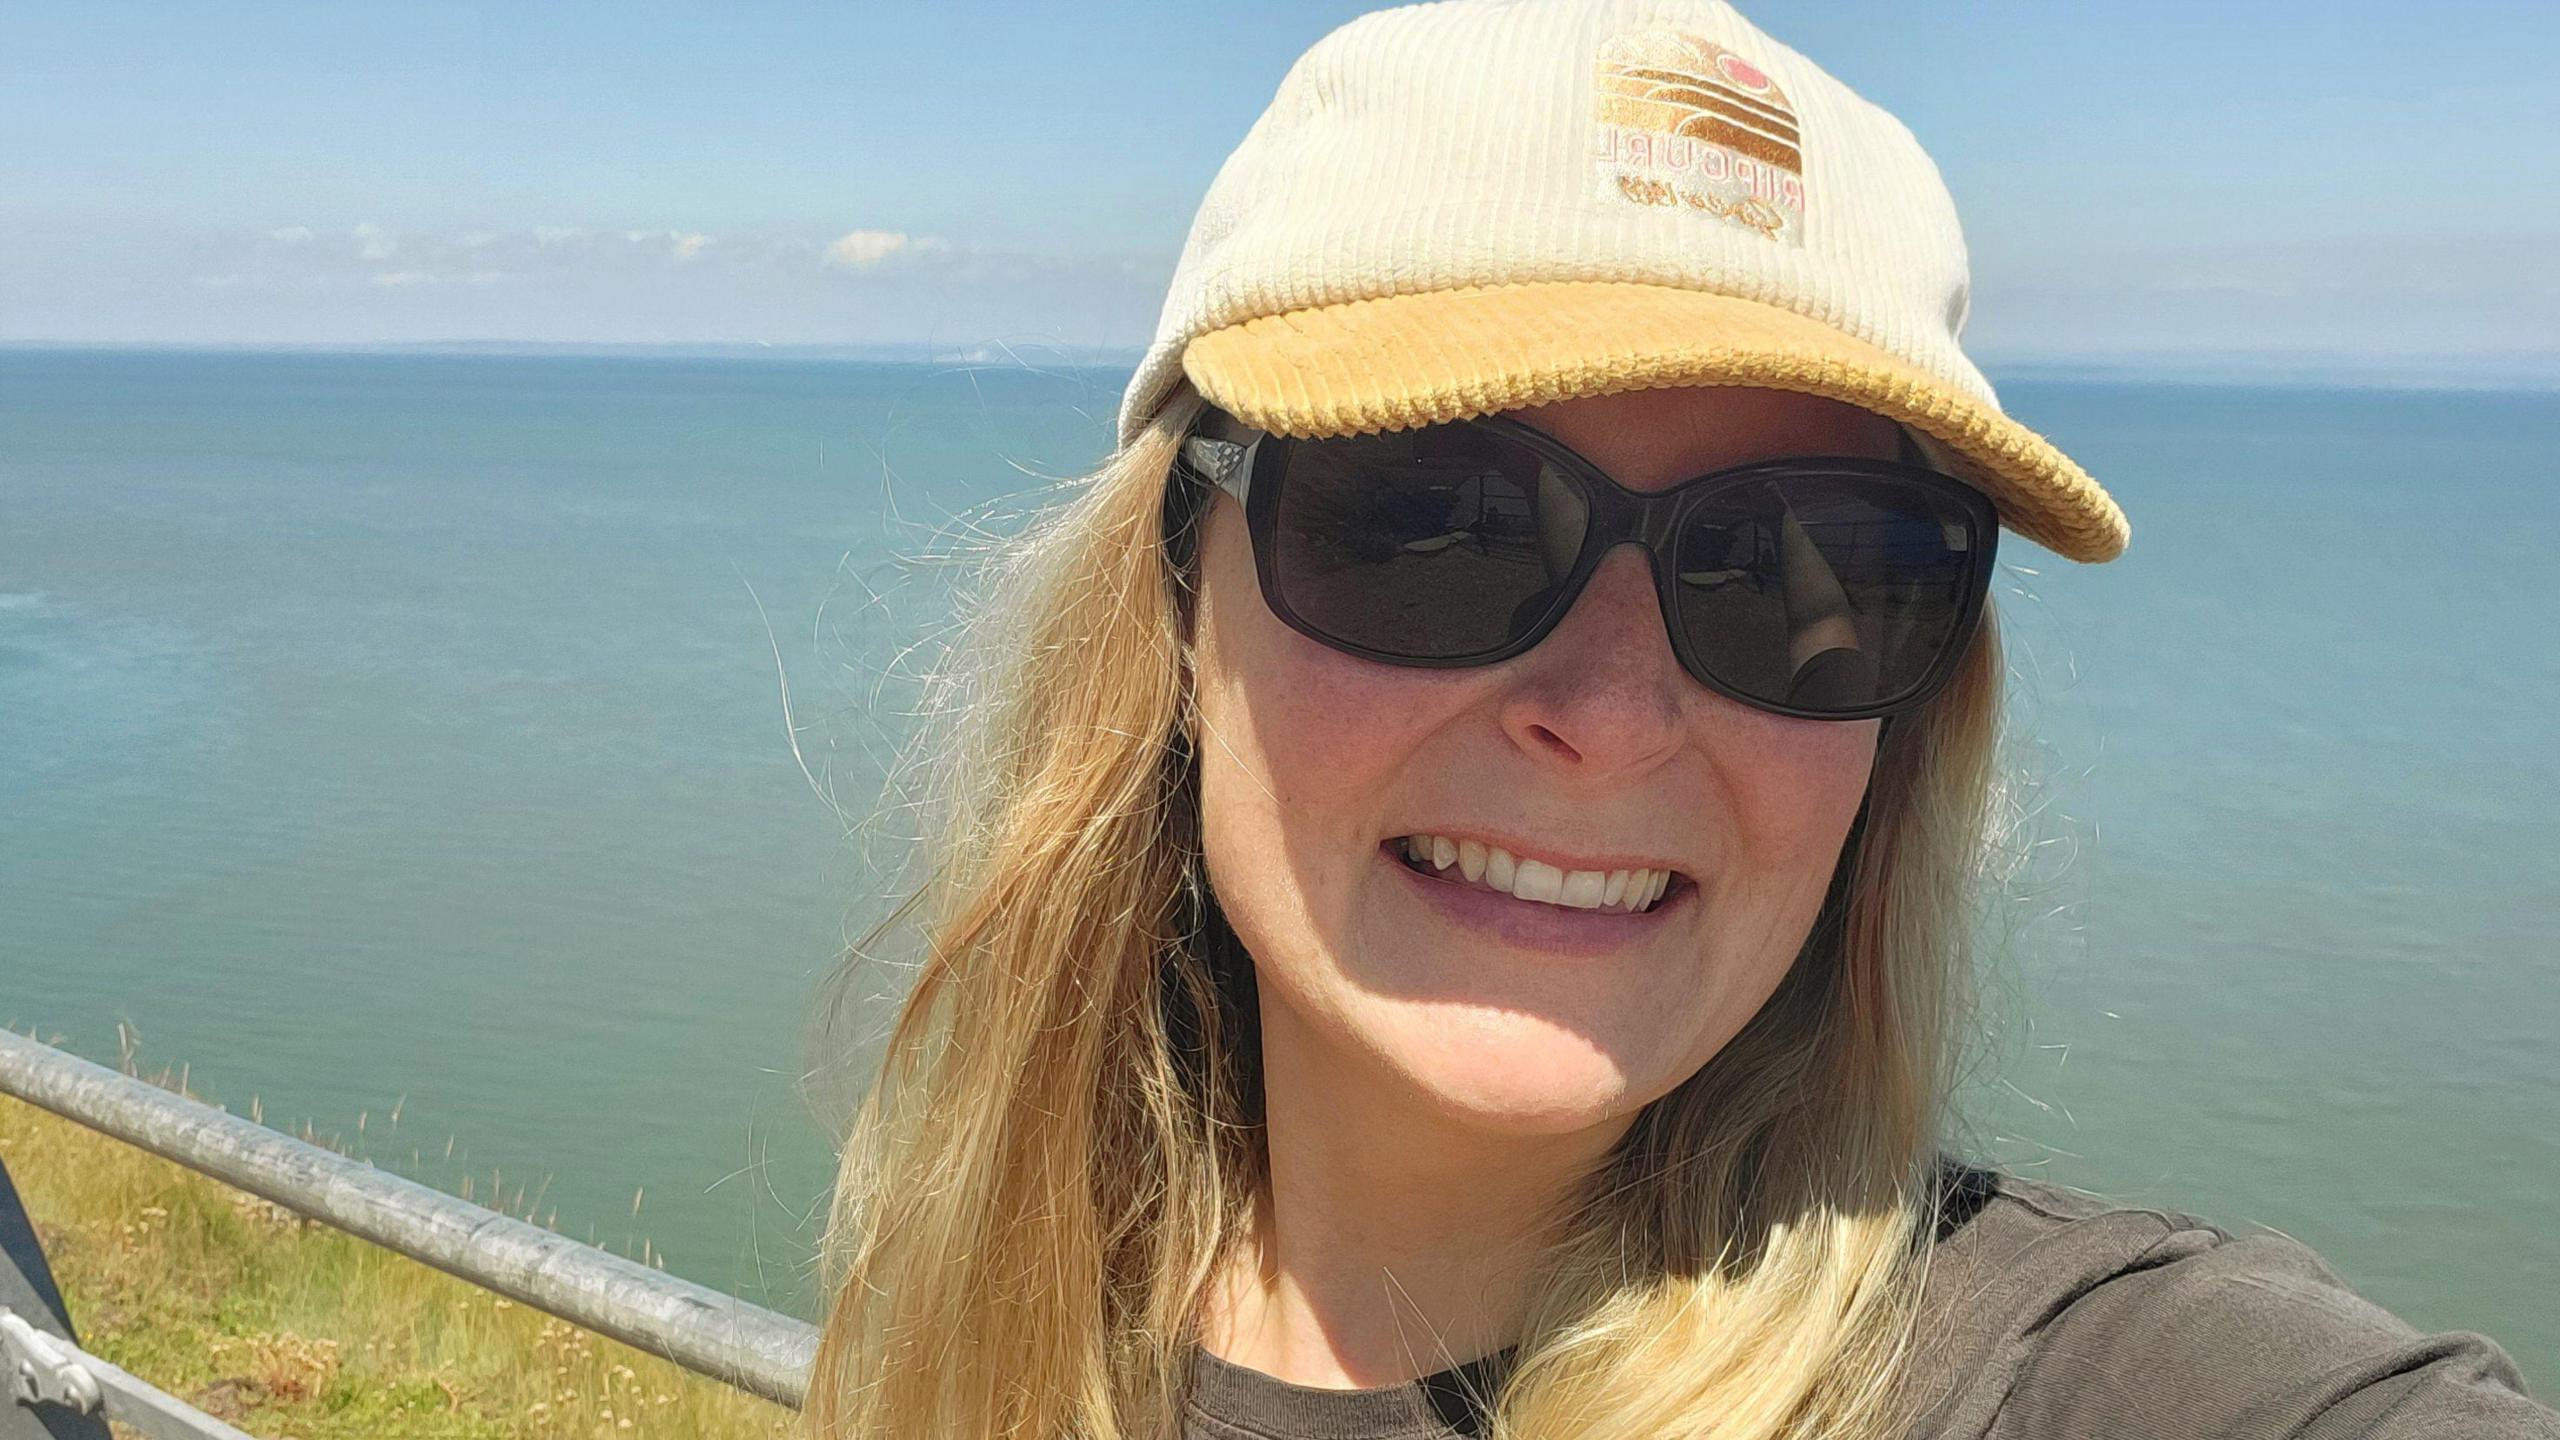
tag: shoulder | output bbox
[1905,1159,2560,1439]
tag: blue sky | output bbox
[6,0,2555,376]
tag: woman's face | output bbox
[1191,385,1901,1137]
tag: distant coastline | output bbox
[1978,348,2560,393]
[5,338,2556,393]
[0,337,1151,369]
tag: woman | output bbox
[805,2,2559,1436]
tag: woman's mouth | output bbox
[1389,834,1687,916]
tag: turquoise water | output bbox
[3,352,2553,1385]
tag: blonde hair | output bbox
[805,382,2008,1440]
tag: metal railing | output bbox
[0,1028,817,1435]
[3,1303,259,1440]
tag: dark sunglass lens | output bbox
[1671,476,1981,712]
[1268,424,1589,659]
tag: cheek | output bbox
[1205,639,1414,800]
[1190,510,1473,942]
[1705,714,1878,948]
[1742,715,1877,828]
[1190,499,1494,812]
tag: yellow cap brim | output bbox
[1180,279,2129,563]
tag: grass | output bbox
[0,1084,804,1439]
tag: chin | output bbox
[1384,1006,1662,1135]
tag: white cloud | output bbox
[670,232,711,261]
[352,223,397,261]
[269,226,314,245]
[824,229,945,270]
[532,226,585,247]
[371,270,434,287]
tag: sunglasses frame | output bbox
[1176,406,2001,722]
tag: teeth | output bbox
[1514,858,1564,903]
[1399,835,1676,914]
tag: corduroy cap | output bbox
[1117,0,2129,563]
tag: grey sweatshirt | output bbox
[1181,1158,2558,1439]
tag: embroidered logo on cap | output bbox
[1592,30,1806,245]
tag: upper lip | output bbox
[1390,828,1691,881]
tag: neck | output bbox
[1195,1001,1632,1389]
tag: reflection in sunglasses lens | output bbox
[1272,426,1589,658]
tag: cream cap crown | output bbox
[1116,0,2128,562]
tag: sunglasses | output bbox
[1172,405,1999,721]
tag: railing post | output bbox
[0,1154,111,1440]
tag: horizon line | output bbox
[5,338,2557,393]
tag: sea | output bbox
[3,349,2553,1389]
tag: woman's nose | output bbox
[1495,543,1689,777]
